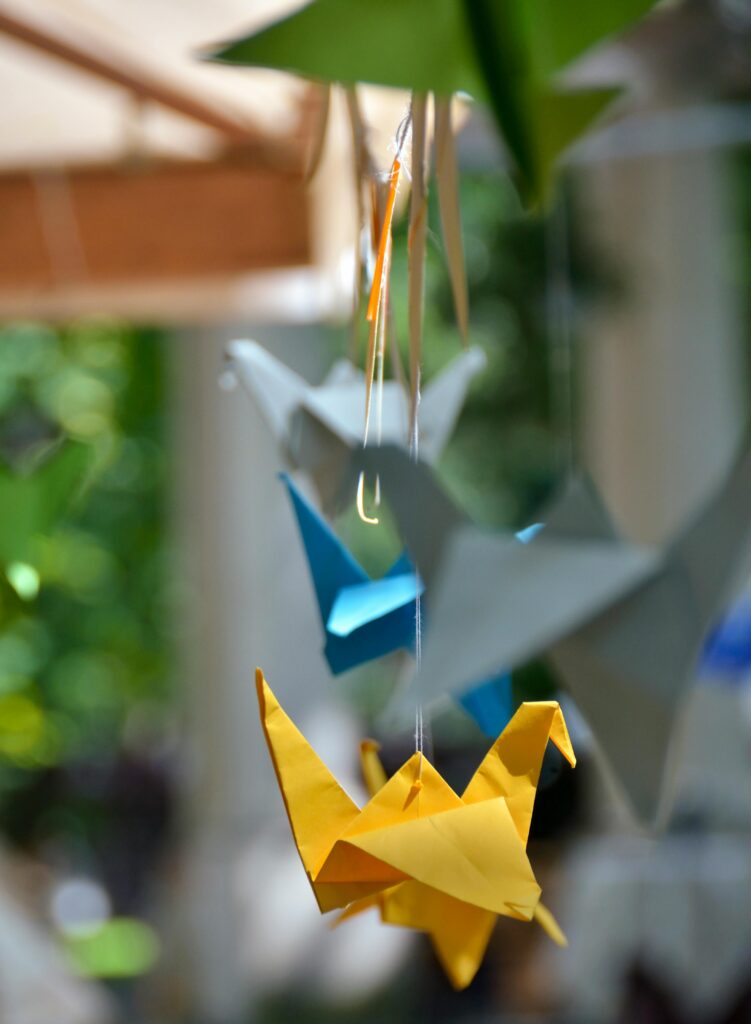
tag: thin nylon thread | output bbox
[545,189,576,474]
[414,703,424,758]
[411,359,424,763]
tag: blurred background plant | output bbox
[0,323,172,985]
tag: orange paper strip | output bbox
[366,158,401,323]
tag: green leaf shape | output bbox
[0,442,93,568]
[460,0,635,202]
[208,0,658,202]
[533,87,619,173]
[209,0,656,93]
[513,0,659,80]
[209,0,484,97]
[520,86,620,206]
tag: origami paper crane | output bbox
[227,339,485,511]
[281,471,528,736]
[351,443,751,822]
[208,0,659,202]
[255,668,575,989]
[281,470,421,674]
[701,596,751,678]
[457,673,513,738]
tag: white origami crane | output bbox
[226,339,485,509]
[350,443,751,823]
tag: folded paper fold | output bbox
[351,443,751,821]
[208,0,660,203]
[281,471,531,736]
[281,472,420,673]
[255,668,574,988]
[228,340,485,511]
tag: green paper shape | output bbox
[525,87,619,203]
[210,0,483,97]
[208,0,658,200]
[504,0,657,81]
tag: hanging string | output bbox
[414,579,424,762]
[358,106,413,525]
[545,185,577,475]
[405,95,425,766]
[414,704,424,758]
[350,102,427,764]
[408,93,429,458]
[411,332,424,763]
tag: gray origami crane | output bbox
[350,443,751,823]
[227,339,486,510]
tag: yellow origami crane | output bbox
[255,668,575,989]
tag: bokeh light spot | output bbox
[6,562,40,600]
[65,917,161,979]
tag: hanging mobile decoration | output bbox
[207,0,662,204]
[205,0,673,985]
[225,339,485,514]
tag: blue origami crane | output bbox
[701,598,751,679]
[282,473,539,735]
[457,674,513,737]
[283,472,423,675]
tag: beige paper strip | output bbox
[362,289,380,443]
[435,96,469,346]
[408,93,429,447]
[304,83,331,183]
[344,86,374,362]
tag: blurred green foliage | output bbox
[0,440,92,571]
[409,173,602,526]
[65,916,161,979]
[0,322,170,834]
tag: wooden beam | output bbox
[0,157,311,293]
[0,6,264,147]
